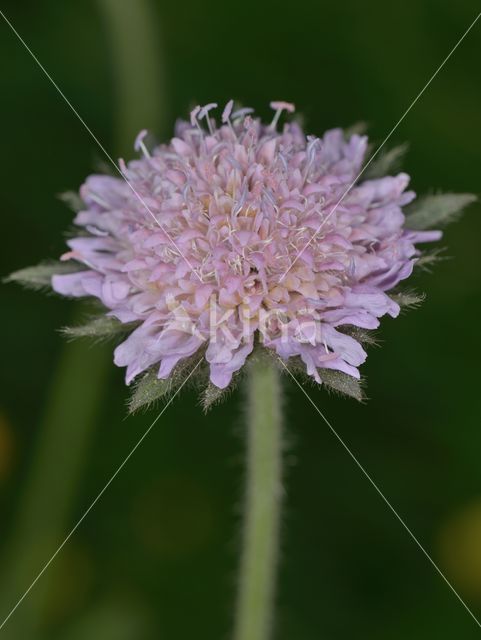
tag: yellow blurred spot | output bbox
[438,500,481,601]
[0,411,15,482]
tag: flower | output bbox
[50,101,444,397]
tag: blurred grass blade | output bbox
[0,337,111,637]
[61,598,154,640]
[0,1,166,636]
[97,0,166,154]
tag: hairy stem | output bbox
[234,358,283,640]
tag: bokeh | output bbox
[1,1,481,638]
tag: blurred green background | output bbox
[1,1,481,638]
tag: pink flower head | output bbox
[52,101,442,393]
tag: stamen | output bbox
[269,101,295,130]
[306,136,319,160]
[86,224,109,237]
[222,99,234,124]
[118,158,130,178]
[87,193,112,208]
[231,107,254,122]
[134,129,151,158]
[198,103,218,135]
[222,99,238,139]
[190,105,201,128]
[60,250,79,261]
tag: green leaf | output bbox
[415,248,448,272]
[200,375,240,412]
[282,355,365,401]
[364,143,408,179]
[320,369,365,402]
[127,353,204,414]
[344,121,368,138]
[201,383,229,412]
[129,352,207,413]
[128,370,172,414]
[391,290,425,309]
[62,316,135,340]
[341,326,379,347]
[58,191,85,212]
[405,193,477,230]
[4,261,82,291]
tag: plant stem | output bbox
[234,358,283,640]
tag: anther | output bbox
[269,101,295,130]
[134,130,151,158]
[198,103,218,135]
